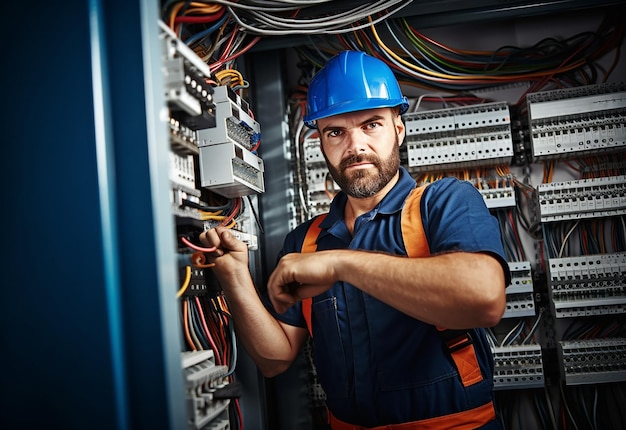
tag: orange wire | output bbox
[183,299,196,351]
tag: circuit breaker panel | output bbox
[404,101,514,172]
[161,2,626,429]
[160,20,264,430]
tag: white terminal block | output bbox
[558,338,626,385]
[303,137,325,166]
[169,150,196,191]
[159,21,214,117]
[503,261,535,318]
[403,102,513,171]
[507,261,534,294]
[231,231,258,251]
[480,186,516,209]
[198,142,265,198]
[492,344,544,390]
[197,85,260,151]
[537,175,626,222]
[181,350,230,429]
[548,252,626,318]
[527,82,626,160]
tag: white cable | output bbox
[521,309,544,345]
[224,1,413,35]
[557,220,580,258]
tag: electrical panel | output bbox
[159,17,264,430]
[503,262,536,319]
[166,4,626,428]
[197,86,265,198]
[537,174,626,222]
[182,350,231,430]
[558,338,626,385]
[492,344,544,390]
[547,252,626,318]
[480,185,516,210]
[301,136,338,218]
[527,82,626,161]
[161,21,216,133]
[403,102,514,172]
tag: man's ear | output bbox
[395,113,406,144]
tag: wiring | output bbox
[177,265,192,298]
[181,235,217,253]
[294,8,624,92]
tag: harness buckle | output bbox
[445,332,473,353]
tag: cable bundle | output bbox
[296,8,625,93]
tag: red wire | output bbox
[181,236,217,253]
[219,197,241,227]
[235,398,244,429]
[210,36,261,72]
[194,297,223,365]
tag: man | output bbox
[200,50,510,429]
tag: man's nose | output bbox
[345,129,368,153]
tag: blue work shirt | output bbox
[267,167,510,427]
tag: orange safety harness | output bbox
[300,185,496,429]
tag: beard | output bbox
[326,134,401,198]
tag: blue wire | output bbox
[224,313,238,377]
[185,15,229,47]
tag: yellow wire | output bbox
[223,219,236,229]
[199,209,223,216]
[186,5,222,14]
[368,16,585,82]
[176,266,192,298]
[201,215,228,221]
[215,69,246,88]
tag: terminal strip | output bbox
[196,86,265,198]
[197,86,261,151]
[479,186,516,210]
[537,175,626,222]
[527,82,626,161]
[160,21,215,131]
[547,252,626,318]
[181,350,230,429]
[302,137,336,216]
[169,117,200,156]
[558,338,626,385]
[503,261,536,318]
[197,143,265,198]
[492,344,544,390]
[403,102,514,172]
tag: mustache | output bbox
[339,153,380,170]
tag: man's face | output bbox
[316,108,405,198]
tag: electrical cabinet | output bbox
[4,1,626,429]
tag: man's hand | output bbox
[199,227,250,280]
[267,251,338,313]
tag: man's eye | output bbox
[328,130,340,137]
[366,122,380,129]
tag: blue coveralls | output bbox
[267,167,511,428]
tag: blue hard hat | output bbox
[304,50,409,128]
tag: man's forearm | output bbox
[216,271,305,377]
[333,249,506,329]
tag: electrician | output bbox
[200,50,511,429]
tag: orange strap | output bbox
[300,186,483,388]
[401,185,484,388]
[301,214,327,336]
[436,328,484,387]
[400,185,430,258]
[328,401,496,430]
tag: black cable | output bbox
[181,198,232,212]
[246,195,265,234]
